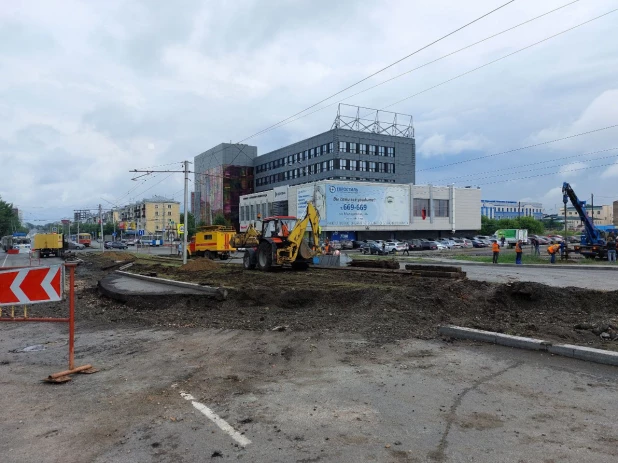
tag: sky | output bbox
[1,0,617,224]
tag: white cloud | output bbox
[558,162,588,175]
[529,89,618,152]
[419,133,491,158]
[601,162,618,179]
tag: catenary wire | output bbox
[428,147,618,183]
[234,1,516,146]
[381,7,618,118]
[477,160,618,185]
[247,0,580,142]
[449,151,618,184]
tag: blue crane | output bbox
[561,182,604,246]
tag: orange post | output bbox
[67,262,76,370]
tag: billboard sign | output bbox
[325,184,410,226]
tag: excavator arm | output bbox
[278,202,321,264]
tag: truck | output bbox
[493,229,528,248]
[187,226,236,260]
[242,202,321,271]
[562,182,611,259]
[33,233,66,258]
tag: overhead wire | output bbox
[246,0,580,141]
[380,7,618,116]
[476,160,618,185]
[427,147,618,183]
[450,151,618,184]
[234,1,516,146]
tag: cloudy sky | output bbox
[1,0,617,223]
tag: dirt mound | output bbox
[101,251,135,261]
[180,258,218,272]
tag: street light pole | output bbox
[183,160,189,265]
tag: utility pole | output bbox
[99,204,104,251]
[591,193,594,227]
[183,160,189,265]
[129,162,192,264]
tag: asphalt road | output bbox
[1,324,616,462]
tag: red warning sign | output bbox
[0,265,63,306]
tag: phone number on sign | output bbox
[341,203,368,211]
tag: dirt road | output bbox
[2,323,617,463]
[2,252,618,462]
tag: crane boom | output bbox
[562,182,603,245]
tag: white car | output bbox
[383,241,401,253]
[435,242,448,250]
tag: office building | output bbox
[194,105,415,229]
[239,180,481,240]
[481,200,543,220]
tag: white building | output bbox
[239,180,481,240]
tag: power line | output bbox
[478,160,618,185]
[430,147,618,183]
[381,7,618,116]
[236,1,516,145]
[247,0,580,140]
[452,151,618,184]
[419,123,618,173]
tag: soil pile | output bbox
[37,254,618,349]
[180,258,218,272]
[102,251,135,261]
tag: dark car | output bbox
[360,242,388,255]
[420,240,438,250]
[340,239,354,250]
[471,239,487,248]
[110,241,127,250]
[352,240,365,249]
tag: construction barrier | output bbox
[0,262,97,382]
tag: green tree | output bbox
[514,216,545,234]
[0,196,22,237]
[480,216,498,235]
[180,211,197,237]
[212,213,229,227]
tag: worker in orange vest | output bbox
[491,240,500,264]
[547,243,559,264]
[515,240,523,265]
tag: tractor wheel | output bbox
[219,252,229,260]
[291,261,309,271]
[257,241,273,271]
[243,251,256,270]
[206,251,214,260]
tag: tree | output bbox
[480,216,498,235]
[212,213,229,227]
[180,211,197,237]
[0,196,22,237]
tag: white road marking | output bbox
[2,254,8,267]
[180,391,252,447]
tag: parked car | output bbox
[406,239,423,251]
[471,239,487,248]
[546,235,563,244]
[474,236,493,245]
[421,240,439,250]
[352,240,365,249]
[104,241,113,249]
[435,242,448,250]
[110,241,128,250]
[361,242,388,255]
[340,239,354,250]
[67,241,85,250]
[568,235,580,243]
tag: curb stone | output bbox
[439,325,618,366]
[115,270,228,300]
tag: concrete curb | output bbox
[115,270,228,300]
[411,260,618,271]
[439,325,618,366]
